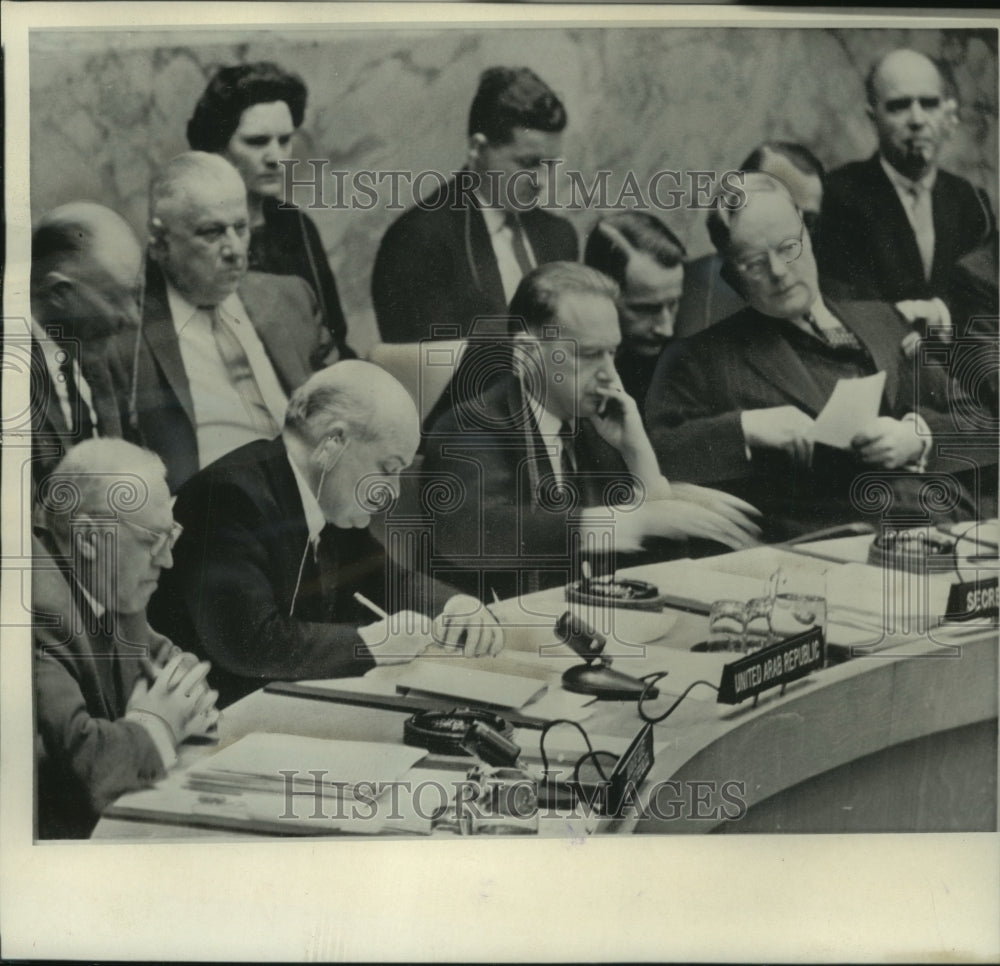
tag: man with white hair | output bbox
[123,151,334,492]
[150,361,503,708]
[30,201,143,492]
[33,439,218,838]
[646,172,990,539]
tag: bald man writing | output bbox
[150,361,503,707]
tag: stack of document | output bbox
[189,733,426,798]
[106,734,434,835]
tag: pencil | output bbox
[353,592,389,621]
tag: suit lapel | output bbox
[31,339,71,438]
[465,200,507,312]
[866,155,930,291]
[828,300,899,406]
[141,268,197,429]
[739,314,830,415]
[238,274,310,392]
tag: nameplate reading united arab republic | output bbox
[716,627,825,705]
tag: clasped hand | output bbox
[128,651,220,744]
[741,405,815,464]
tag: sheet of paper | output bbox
[810,371,886,448]
[394,662,548,709]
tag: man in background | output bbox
[583,211,686,409]
[817,49,995,328]
[124,151,332,491]
[30,202,143,494]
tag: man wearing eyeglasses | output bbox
[645,172,987,540]
[817,49,995,323]
[32,439,218,838]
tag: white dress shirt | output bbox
[524,386,573,482]
[167,284,289,469]
[289,450,327,559]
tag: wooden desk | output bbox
[93,544,998,839]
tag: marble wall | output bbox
[29,25,998,354]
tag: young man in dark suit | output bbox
[647,173,995,541]
[372,66,578,345]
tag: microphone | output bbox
[555,611,657,701]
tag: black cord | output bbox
[638,672,719,724]
[538,718,613,784]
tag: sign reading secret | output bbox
[945,577,999,622]
[717,627,825,705]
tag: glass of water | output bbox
[769,568,828,643]
[707,599,746,652]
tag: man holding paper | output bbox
[150,362,503,707]
[646,172,986,540]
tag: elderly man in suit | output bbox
[817,49,996,332]
[646,173,993,541]
[33,439,218,838]
[122,151,333,492]
[150,361,503,708]
[419,262,762,599]
[29,202,143,496]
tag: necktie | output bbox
[505,212,535,277]
[60,357,96,441]
[805,312,862,352]
[209,306,280,437]
[907,184,935,281]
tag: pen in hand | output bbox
[353,592,389,621]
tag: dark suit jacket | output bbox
[371,175,579,344]
[32,531,167,838]
[30,330,125,501]
[419,373,637,597]
[149,437,453,707]
[120,261,330,492]
[645,299,993,539]
[250,198,355,359]
[674,253,746,339]
[817,154,996,307]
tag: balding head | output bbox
[31,201,142,339]
[147,152,250,305]
[865,49,948,180]
[284,362,420,528]
[39,439,175,613]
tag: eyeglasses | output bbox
[733,225,805,280]
[120,518,184,557]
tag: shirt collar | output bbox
[880,154,937,196]
[523,378,569,438]
[477,201,509,236]
[78,582,106,620]
[287,447,326,547]
[166,282,243,335]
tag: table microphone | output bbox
[555,611,657,701]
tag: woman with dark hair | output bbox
[187,62,355,358]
